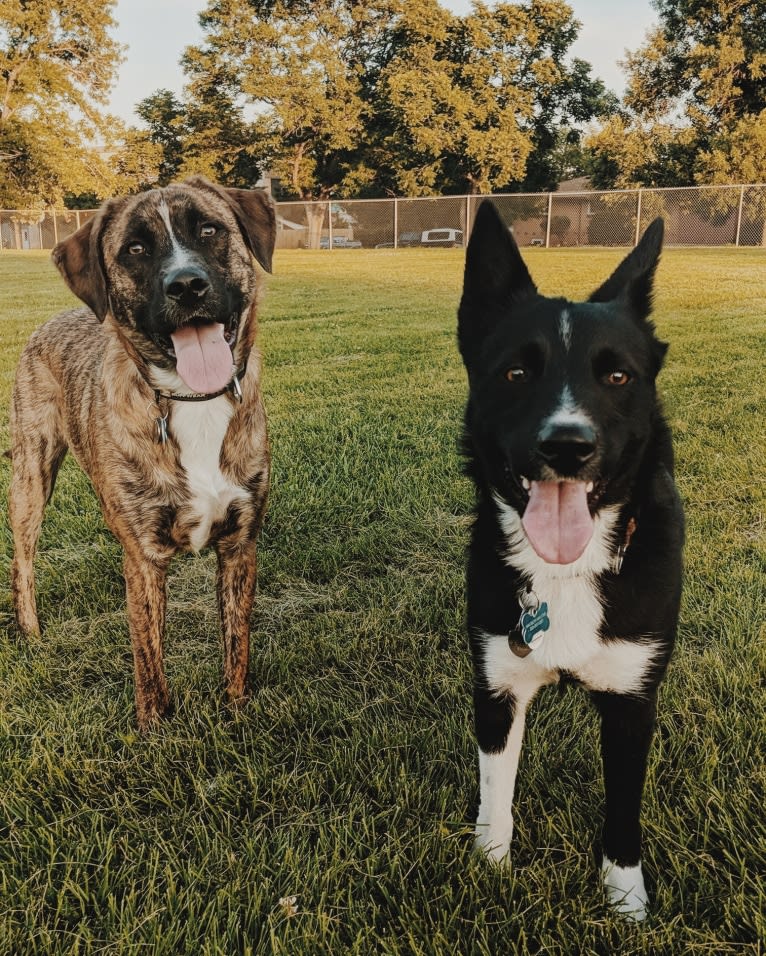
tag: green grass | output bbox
[0,245,764,955]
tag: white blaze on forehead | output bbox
[542,385,594,434]
[559,308,572,350]
[157,197,196,272]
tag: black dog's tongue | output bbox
[522,481,594,564]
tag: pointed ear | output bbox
[462,199,536,306]
[184,176,276,273]
[459,201,537,364]
[51,202,121,321]
[589,218,664,320]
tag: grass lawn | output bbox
[0,245,764,955]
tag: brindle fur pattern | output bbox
[9,178,275,729]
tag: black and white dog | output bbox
[458,201,683,920]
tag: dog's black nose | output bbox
[538,422,597,474]
[164,267,210,306]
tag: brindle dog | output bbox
[9,177,275,729]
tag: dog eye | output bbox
[604,370,631,386]
[127,241,146,256]
[200,224,218,238]
[506,367,528,383]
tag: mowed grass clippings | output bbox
[0,245,763,955]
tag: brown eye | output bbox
[127,241,146,255]
[200,224,217,238]
[506,367,528,383]
[605,370,631,386]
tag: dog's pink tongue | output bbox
[522,481,594,564]
[170,323,233,394]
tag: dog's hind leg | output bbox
[593,690,657,921]
[8,364,68,637]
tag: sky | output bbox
[108,0,658,125]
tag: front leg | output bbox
[123,547,171,730]
[474,684,530,863]
[215,538,258,705]
[592,690,658,921]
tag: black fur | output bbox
[459,200,684,877]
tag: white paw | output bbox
[474,818,513,864]
[601,857,649,922]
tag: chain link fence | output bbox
[2,184,764,252]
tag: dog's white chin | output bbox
[602,858,648,921]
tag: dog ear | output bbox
[589,218,664,321]
[51,211,112,321]
[462,199,536,306]
[459,200,537,364]
[183,176,276,273]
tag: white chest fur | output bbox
[170,396,245,552]
[481,494,662,700]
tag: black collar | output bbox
[153,362,247,404]
[151,363,247,445]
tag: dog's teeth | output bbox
[586,481,594,493]
[522,477,531,490]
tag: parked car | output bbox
[420,228,464,247]
[374,229,464,248]
[373,232,422,248]
[319,236,363,248]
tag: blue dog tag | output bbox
[519,601,550,649]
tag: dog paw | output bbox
[136,694,173,732]
[601,857,649,922]
[474,823,513,865]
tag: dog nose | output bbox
[164,267,210,306]
[538,422,597,474]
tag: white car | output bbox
[420,228,464,247]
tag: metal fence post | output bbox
[464,194,471,245]
[394,197,398,249]
[735,185,745,246]
[52,208,58,246]
[634,189,643,246]
[545,193,552,248]
[327,201,333,251]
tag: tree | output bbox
[369,0,616,195]
[519,58,618,192]
[0,0,125,206]
[184,0,365,199]
[134,90,189,185]
[179,0,613,209]
[586,0,766,188]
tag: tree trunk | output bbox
[304,202,327,249]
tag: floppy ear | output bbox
[589,217,664,321]
[184,176,276,273]
[458,200,537,365]
[51,205,117,321]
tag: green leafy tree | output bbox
[184,0,365,198]
[370,0,616,195]
[182,0,369,245]
[134,90,189,185]
[586,0,766,189]
[179,0,612,209]
[0,0,125,206]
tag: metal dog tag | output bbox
[519,602,550,649]
[155,413,169,445]
[510,588,550,656]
